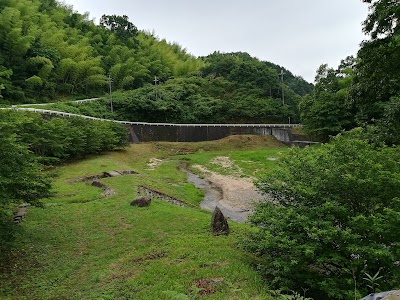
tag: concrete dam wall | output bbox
[126,123,296,144]
[2,107,298,144]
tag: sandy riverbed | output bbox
[192,164,264,212]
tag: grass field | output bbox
[0,136,288,300]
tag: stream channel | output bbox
[182,168,252,223]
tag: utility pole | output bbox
[279,69,285,105]
[153,76,159,86]
[107,75,113,113]
[153,76,159,100]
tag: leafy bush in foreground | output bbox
[242,132,400,299]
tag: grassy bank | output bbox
[1,136,286,299]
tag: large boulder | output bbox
[211,207,229,235]
[130,196,151,207]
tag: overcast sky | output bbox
[62,0,369,83]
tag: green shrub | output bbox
[242,132,400,299]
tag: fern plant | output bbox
[363,270,383,293]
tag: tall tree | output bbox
[350,0,400,123]
[362,0,400,39]
[300,63,354,140]
[100,14,138,40]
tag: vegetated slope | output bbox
[45,51,313,123]
[0,0,202,103]
[0,1,312,123]
[0,137,286,300]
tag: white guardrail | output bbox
[1,107,301,128]
[11,97,101,107]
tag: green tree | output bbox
[0,66,13,100]
[243,132,400,299]
[351,34,400,123]
[0,131,51,248]
[300,64,354,140]
[99,14,138,40]
[350,0,400,124]
[362,0,400,39]
[371,96,400,145]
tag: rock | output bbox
[130,196,151,207]
[14,207,28,223]
[137,186,187,207]
[91,180,106,188]
[103,171,122,177]
[211,207,229,235]
[361,290,400,300]
[121,170,139,175]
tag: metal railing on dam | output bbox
[1,107,300,143]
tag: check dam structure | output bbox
[4,107,301,144]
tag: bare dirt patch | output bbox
[210,156,244,176]
[194,277,224,296]
[210,156,233,168]
[146,158,163,170]
[131,251,167,263]
[193,165,263,212]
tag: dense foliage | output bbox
[300,0,400,142]
[0,110,128,162]
[300,60,355,139]
[0,0,311,123]
[0,0,201,103]
[51,75,301,124]
[0,130,51,248]
[46,52,312,124]
[247,4,400,297]
[0,110,128,248]
[244,133,400,299]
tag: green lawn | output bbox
[1,136,286,300]
[177,148,287,178]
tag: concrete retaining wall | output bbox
[1,107,297,144]
[126,124,294,144]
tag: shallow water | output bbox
[182,168,252,223]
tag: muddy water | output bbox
[182,169,252,223]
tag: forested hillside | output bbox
[0,0,311,123]
[0,0,202,103]
[48,52,312,123]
